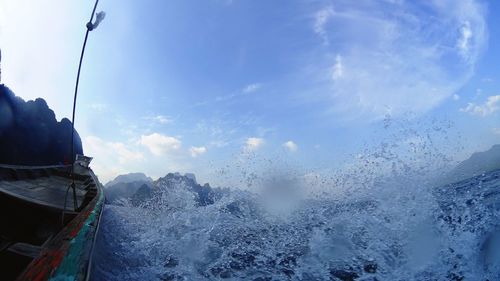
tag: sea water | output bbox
[90,168,500,281]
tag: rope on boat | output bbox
[63,0,105,225]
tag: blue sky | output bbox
[0,0,499,185]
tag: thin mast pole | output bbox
[66,0,101,215]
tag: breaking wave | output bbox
[90,119,500,280]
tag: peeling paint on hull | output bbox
[16,171,104,281]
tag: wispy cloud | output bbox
[331,54,343,80]
[144,115,173,125]
[283,140,298,152]
[213,82,263,102]
[90,103,107,111]
[243,83,262,94]
[189,146,207,157]
[313,6,334,45]
[461,95,500,116]
[308,0,487,119]
[492,128,500,135]
[153,115,173,124]
[140,133,182,156]
[457,21,473,59]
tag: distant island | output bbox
[104,172,220,207]
[443,144,500,184]
[104,172,153,204]
[105,144,500,205]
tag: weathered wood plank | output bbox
[0,177,87,210]
[8,243,42,259]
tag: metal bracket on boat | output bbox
[62,181,78,225]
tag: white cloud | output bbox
[243,83,262,93]
[244,137,265,151]
[83,135,193,183]
[85,136,144,164]
[83,136,144,183]
[313,6,334,45]
[309,0,487,119]
[461,95,500,117]
[90,103,107,111]
[283,141,298,152]
[144,115,173,124]
[212,83,262,103]
[140,133,182,156]
[189,146,207,157]
[332,55,343,80]
[457,21,473,58]
[153,115,173,124]
[453,94,460,101]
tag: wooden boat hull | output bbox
[0,165,104,281]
